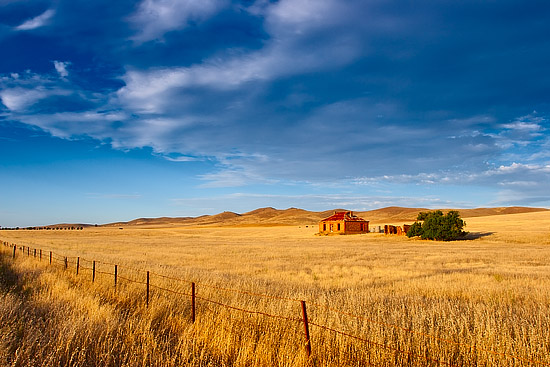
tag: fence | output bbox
[1,240,549,366]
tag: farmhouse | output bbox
[319,211,369,235]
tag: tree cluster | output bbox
[406,210,466,241]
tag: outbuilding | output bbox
[319,211,369,234]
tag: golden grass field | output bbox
[1,210,550,366]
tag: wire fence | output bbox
[2,240,549,366]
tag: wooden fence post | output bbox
[13,245,16,259]
[191,282,196,323]
[114,265,117,288]
[64,257,68,269]
[40,249,42,261]
[27,247,29,256]
[92,261,96,282]
[34,248,36,257]
[76,257,80,275]
[49,251,52,264]
[146,271,150,307]
[301,300,312,358]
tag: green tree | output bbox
[406,221,423,237]
[406,210,466,241]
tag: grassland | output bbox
[1,210,550,366]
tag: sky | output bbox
[1,0,549,227]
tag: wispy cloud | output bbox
[0,70,74,112]
[119,0,361,113]
[129,0,227,42]
[352,162,550,186]
[15,9,55,31]
[0,86,51,111]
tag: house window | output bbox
[330,224,334,232]
[337,223,340,231]
[323,224,326,231]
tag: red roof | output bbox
[321,211,368,222]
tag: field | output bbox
[1,210,550,366]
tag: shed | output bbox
[319,211,369,235]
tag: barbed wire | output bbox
[196,281,303,302]
[149,271,301,302]
[95,270,114,276]
[308,320,450,366]
[194,294,302,323]
[117,274,148,286]
[148,271,192,284]
[149,283,192,297]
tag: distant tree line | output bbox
[0,226,85,231]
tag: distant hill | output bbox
[101,206,549,228]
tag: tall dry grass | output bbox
[1,211,550,366]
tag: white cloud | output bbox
[15,9,55,31]
[499,112,546,141]
[0,87,50,111]
[119,0,361,114]
[264,0,350,37]
[163,155,200,162]
[0,72,73,112]
[118,32,359,113]
[129,0,227,42]
[352,163,550,187]
[501,121,543,131]
[11,110,126,142]
[349,162,550,208]
[53,61,70,78]
[502,112,546,131]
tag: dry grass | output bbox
[1,211,550,366]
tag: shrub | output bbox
[406,210,466,241]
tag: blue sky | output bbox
[1,0,549,226]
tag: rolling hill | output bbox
[101,206,549,228]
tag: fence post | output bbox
[27,247,29,256]
[40,249,42,261]
[76,257,80,275]
[92,261,96,282]
[64,257,68,269]
[301,300,312,358]
[49,251,52,264]
[114,265,117,288]
[13,245,16,259]
[34,248,36,257]
[146,271,150,307]
[191,282,196,323]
